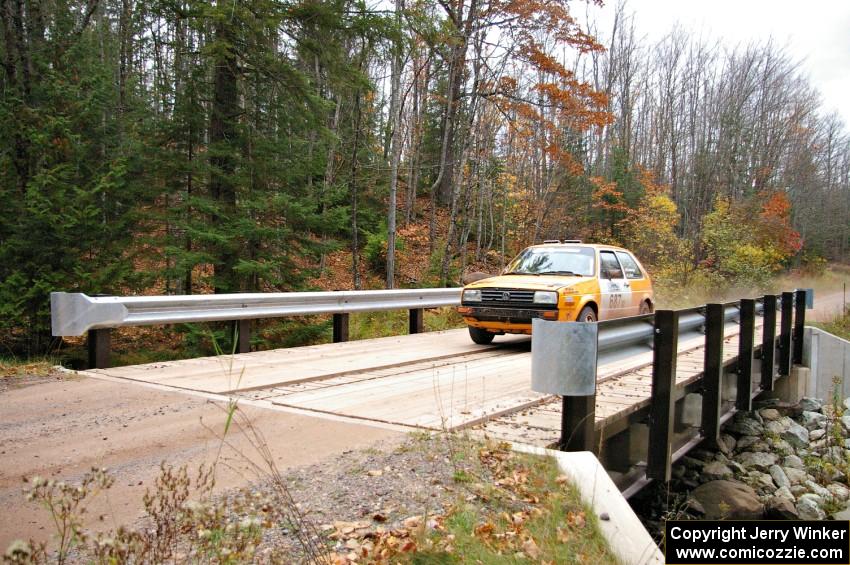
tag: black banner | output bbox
[665,520,849,564]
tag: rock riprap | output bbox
[647,395,850,522]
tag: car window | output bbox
[615,251,644,280]
[599,251,624,279]
[503,247,596,276]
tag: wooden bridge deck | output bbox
[84,318,769,438]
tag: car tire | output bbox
[468,326,495,345]
[639,301,653,315]
[577,306,597,322]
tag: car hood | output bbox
[465,274,588,291]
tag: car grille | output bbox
[479,288,541,307]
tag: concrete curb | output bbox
[511,443,663,565]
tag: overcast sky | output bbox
[587,0,850,125]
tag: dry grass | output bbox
[0,358,55,379]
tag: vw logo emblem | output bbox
[501,291,511,301]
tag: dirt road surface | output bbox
[0,373,400,549]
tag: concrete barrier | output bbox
[511,443,663,565]
[804,327,850,399]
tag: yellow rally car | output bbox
[457,241,654,344]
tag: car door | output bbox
[616,251,649,315]
[598,250,631,320]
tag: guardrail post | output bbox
[702,304,724,448]
[778,292,793,376]
[761,295,777,391]
[232,320,251,354]
[793,290,806,364]
[87,328,111,369]
[737,299,756,412]
[647,310,678,482]
[560,396,596,452]
[409,308,424,334]
[333,313,349,343]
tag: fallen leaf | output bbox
[523,538,542,559]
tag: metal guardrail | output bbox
[51,288,461,368]
[531,290,811,495]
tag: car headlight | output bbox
[533,291,558,305]
[463,289,482,302]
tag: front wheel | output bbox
[577,306,597,322]
[468,326,495,345]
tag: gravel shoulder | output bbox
[0,372,400,549]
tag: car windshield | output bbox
[503,247,595,276]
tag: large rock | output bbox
[765,496,799,520]
[828,483,850,502]
[775,486,795,500]
[737,451,778,471]
[728,417,763,437]
[748,471,776,491]
[810,429,826,441]
[843,397,850,412]
[841,414,850,432]
[768,438,793,454]
[702,461,733,481]
[791,485,809,497]
[783,455,805,470]
[760,408,781,421]
[781,420,810,449]
[797,496,826,520]
[765,418,790,435]
[783,467,808,485]
[800,397,824,412]
[721,434,737,453]
[727,460,746,475]
[769,465,791,490]
[799,492,825,507]
[802,410,828,430]
[832,504,850,521]
[735,436,762,451]
[691,480,763,520]
[805,480,833,500]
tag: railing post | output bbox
[702,304,724,448]
[332,313,349,343]
[793,290,806,364]
[560,396,596,452]
[87,328,112,369]
[737,299,756,412]
[647,310,678,482]
[409,308,424,334]
[778,292,793,376]
[761,295,777,391]
[232,319,251,354]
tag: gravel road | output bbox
[0,373,400,549]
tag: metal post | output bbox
[761,295,777,391]
[233,319,251,354]
[332,313,349,343]
[409,308,424,334]
[737,299,756,411]
[779,292,793,377]
[793,290,806,364]
[560,395,595,452]
[647,310,678,482]
[702,304,724,448]
[87,328,111,369]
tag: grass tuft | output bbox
[0,357,56,379]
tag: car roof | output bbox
[525,243,630,252]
